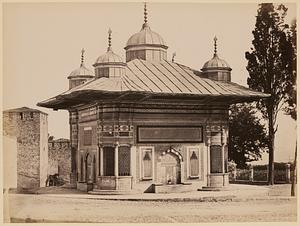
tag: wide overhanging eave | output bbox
[37,89,270,110]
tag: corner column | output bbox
[99,145,104,176]
[114,142,119,190]
[221,128,226,174]
[206,128,211,186]
[114,142,119,177]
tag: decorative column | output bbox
[130,145,136,187]
[114,142,119,177]
[83,157,86,182]
[99,145,104,176]
[180,161,185,184]
[114,142,119,190]
[221,126,229,186]
[206,126,211,187]
[221,128,226,174]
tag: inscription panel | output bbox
[137,126,203,143]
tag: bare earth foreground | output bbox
[4,185,297,223]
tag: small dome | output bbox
[68,49,94,79]
[94,28,125,66]
[94,48,124,65]
[69,64,94,78]
[202,36,231,71]
[202,54,231,70]
[125,24,167,48]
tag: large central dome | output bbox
[126,23,167,48]
[124,3,168,62]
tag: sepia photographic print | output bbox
[1,0,298,224]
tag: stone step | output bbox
[198,186,231,191]
[62,184,77,189]
[88,189,138,195]
[153,184,195,193]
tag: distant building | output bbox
[48,138,71,183]
[38,3,269,193]
[3,107,48,189]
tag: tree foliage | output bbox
[245,3,294,184]
[284,19,297,120]
[228,104,268,168]
[246,4,293,123]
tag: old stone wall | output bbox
[40,114,48,187]
[48,139,71,183]
[3,109,48,189]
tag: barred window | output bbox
[80,155,84,181]
[93,155,96,183]
[210,145,222,173]
[103,147,114,176]
[118,146,131,176]
[224,145,228,173]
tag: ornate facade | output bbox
[38,3,269,193]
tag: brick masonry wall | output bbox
[48,139,71,183]
[3,110,48,189]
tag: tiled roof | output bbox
[38,59,269,108]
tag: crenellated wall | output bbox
[48,139,71,183]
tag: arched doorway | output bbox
[159,150,182,184]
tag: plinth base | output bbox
[208,173,229,187]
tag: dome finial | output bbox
[214,36,218,56]
[108,28,112,51]
[142,2,149,29]
[80,48,85,66]
[144,2,148,24]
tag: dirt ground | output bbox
[4,184,297,223]
[6,195,296,223]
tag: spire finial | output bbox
[144,2,148,24]
[214,36,218,56]
[142,2,149,29]
[108,28,112,51]
[80,48,85,66]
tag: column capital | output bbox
[206,135,211,145]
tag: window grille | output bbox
[118,146,131,176]
[210,145,222,173]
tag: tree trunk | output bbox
[268,108,275,185]
[291,142,297,196]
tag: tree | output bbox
[284,19,297,120]
[228,104,268,168]
[284,19,297,196]
[245,3,294,184]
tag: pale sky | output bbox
[2,2,297,163]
